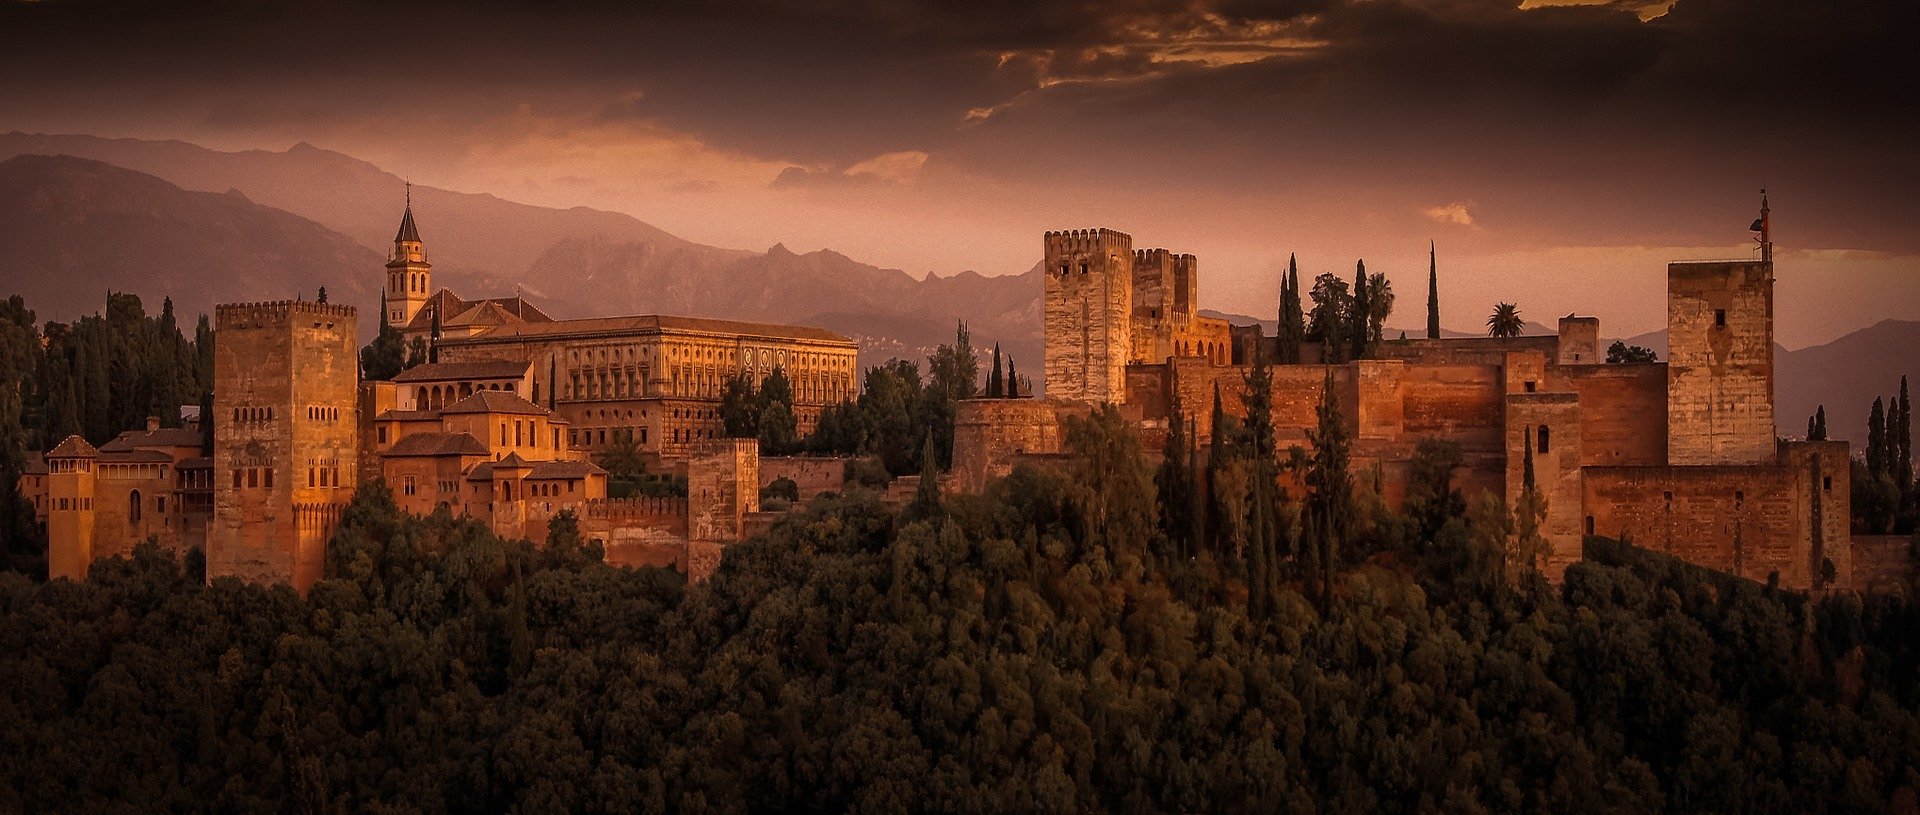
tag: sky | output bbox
[1,0,1915,348]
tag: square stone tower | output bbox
[209,301,359,593]
[1045,229,1134,403]
[1666,260,1775,465]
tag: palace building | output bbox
[376,201,860,458]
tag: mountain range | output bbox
[0,133,1909,447]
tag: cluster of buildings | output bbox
[955,195,1854,590]
[25,202,855,590]
[23,192,1862,594]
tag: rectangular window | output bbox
[378,427,389,444]
[1714,309,1727,327]
[263,469,273,489]
[247,468,258,489]
[309,469,316,488]
[1524,381,1537,393]
[233,469,242,489]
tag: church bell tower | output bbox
[385,185,431,329]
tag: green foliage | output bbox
[6,436,1920,811]
[1306,271,1352,363]
[760,476,799,504]
[1275,255,1305,365]
[1488,302,1524,338]
[1606,340,1658,363]
[358,319,406,381]
[594,427,647,480]
[404,335,429,369]
[720,372,760,438]
[756,366,799,455]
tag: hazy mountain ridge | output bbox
[0,136,1904,435]
[0,132,1042,363]
[0,154,385,324]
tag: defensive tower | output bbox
[1044,228,1134,403]
[1665,193,1776,465]
[209,300,359,592]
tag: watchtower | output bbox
[1666,194,1776,465]
[44,436,99,581]
[1044,229,1134,403]
[209,300,359,592]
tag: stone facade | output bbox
[1667,260,1775,465]
[209,301,359,593]
[1045,229,1236,404]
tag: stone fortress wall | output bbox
[958,203,1859,591]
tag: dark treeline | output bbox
[0,292,214,576]
[1845,376,1918,534]
[5,406,1920,811]
[800,321,981,474]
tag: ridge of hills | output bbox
[0,134,1908,448]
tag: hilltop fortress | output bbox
[23,193,1858,594]
[957,196,1854,590]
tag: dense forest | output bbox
[4,400,1920,812]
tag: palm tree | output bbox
[1487,302,1523,338]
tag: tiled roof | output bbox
[47,435,98,458]
[449,314,853,345]
[392,358,531,383]
[403,290,553,333]
[376,410,443,422]
[441,390,549,416]
[527,460,606,480]
[384,432,490,457]
[396,204,421,243]
[98,426,203,453]
[175,457,213,469]
[99,450,173,464]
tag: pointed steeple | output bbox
[396,182,422,243]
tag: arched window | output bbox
[129,490,142,523]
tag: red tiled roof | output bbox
[384,432,490,457]
[392,358,531,383]
[47,435,98,458]
[441,390,549,416]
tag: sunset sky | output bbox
[2,0,1914,347]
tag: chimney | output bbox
[146,416,161,432]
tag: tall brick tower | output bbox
[44,436,99,581]
[1666,193,1776,465]
[384,188,431,329]
[209,301,359,592]
[1044,229,1134,403]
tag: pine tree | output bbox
[988,343,1004,398]
[1427,240,1441,339]
[1351,260,1370,361]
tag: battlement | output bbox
[216,300,358,329]
[1131,248,1195,264]
[585,496,688,522]
[1044,228,1132,257]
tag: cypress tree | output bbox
[1899,376,1912,486]
[1815,405,1828,441]
[1159,397,1191,560]
[1006,356,1018,398]
[1351,260,1370,361]
[1188,417,1205,556]
[909,432,942,521]
[1868,397,1887,477]
[988,343,1004,398]
[1427,240,1441,339]
[1285,261,1305,364]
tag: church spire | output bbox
[395,182,422,244]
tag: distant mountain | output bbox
[0,154,383,325]
[0,133,1042,366]
[1777,320,1920,447]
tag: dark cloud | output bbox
[0,0,1914,252]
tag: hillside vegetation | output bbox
[3,411,1918,812]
